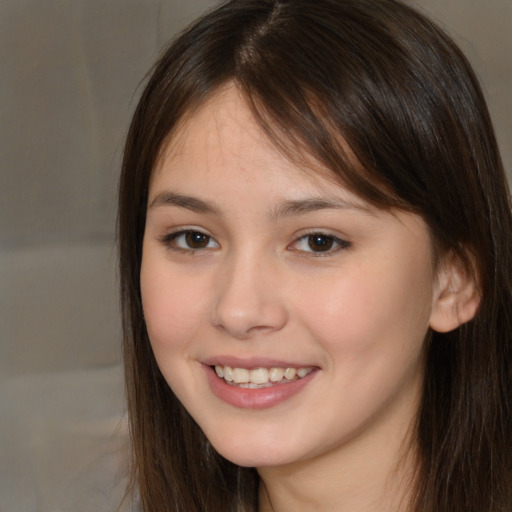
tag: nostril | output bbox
[211,303,288,340]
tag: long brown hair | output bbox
[118,0,512,510]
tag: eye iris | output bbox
[185,231,210,248]
[308,234,334,252]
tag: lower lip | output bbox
[203,365,317,409]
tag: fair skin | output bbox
[140,86,478,511]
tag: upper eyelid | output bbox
[294,227,347,237]
[157,227,351,251]
[292,228,351,243]
[159,227,348,239]
[292,233,350,248]
[160,226,214,238]
[159,228,219,248]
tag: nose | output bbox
[211,250,288,340]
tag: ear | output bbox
[429,252,481,333]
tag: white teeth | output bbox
[213,365,313,387]
[250,367,269,384]
[232,368,250,383]
[269,367,285,382]
[284,367,296,380]
[297,368,311,378]
[223,366,233,382]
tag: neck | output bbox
[257,411,418,512]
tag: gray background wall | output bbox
[0,1,510,511]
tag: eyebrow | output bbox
[148,192,222,215]
[270,198,373,219]
[148,191,373,218]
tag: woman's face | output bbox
[141,86,441,469]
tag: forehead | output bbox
[151,85,369,209]
[150,85,370,209]
[154,85,285,176]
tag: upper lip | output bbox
[201,355,317,370]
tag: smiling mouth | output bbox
[213,365,314,389]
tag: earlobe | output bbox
[429,253,481,333]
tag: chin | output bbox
[215,447,290,468]
[206,429,309,469]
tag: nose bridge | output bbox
[211,244,288,339]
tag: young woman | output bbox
[118,0,512,510]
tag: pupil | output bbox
[186,231,209,248]
[308,235,333,252]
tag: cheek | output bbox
[140,257,206,355]
[293,256,434,358]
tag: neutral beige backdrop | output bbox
[0,1,510,511]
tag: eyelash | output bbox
[290,232,351,255]
[159,229,351,256]
[159,230,219,253]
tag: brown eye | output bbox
[184,231,211,248]
[307,234,335,252]
[292,232,350,255]
[163,230,219,251]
